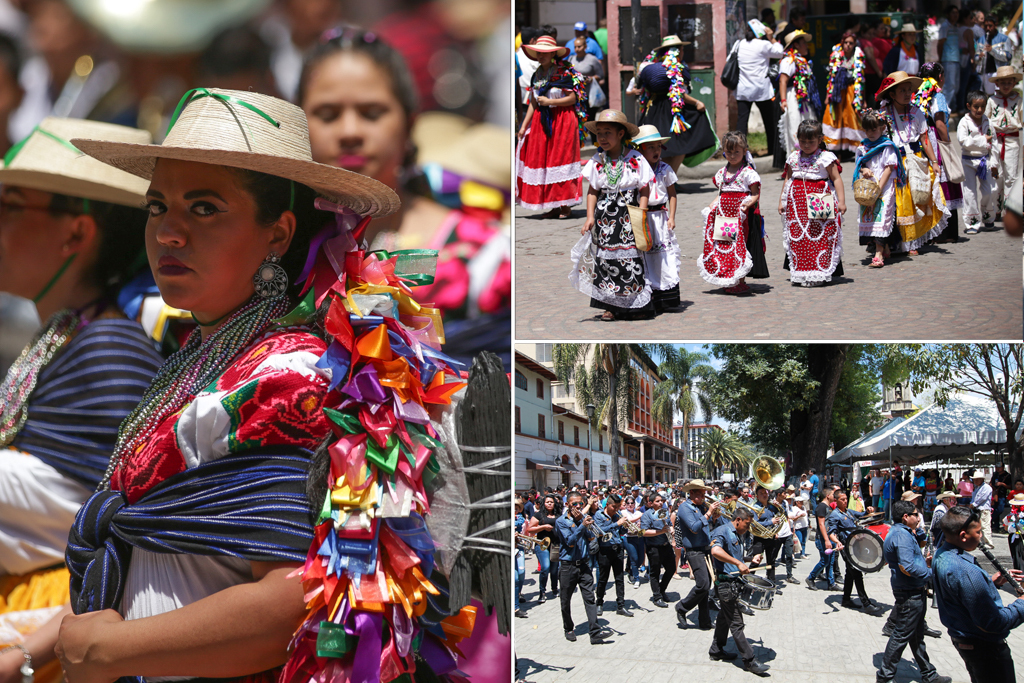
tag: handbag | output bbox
[938,134,965,184]
[626,203,652,251]
[721,42,740,90]
[853,177,881,206]
[713,213,740,241]
[903,147,932,205]
[802,177,836,220]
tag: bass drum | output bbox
[738,574,775,611]
[843,527,887,573]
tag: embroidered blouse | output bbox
[713,165,761,193]
[582,148,654,192]
[648,160,678,207]
[785,150,838,181]
[885,104,929,147]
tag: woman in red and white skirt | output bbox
[698,131,769,294]
[780,120,847,287]
[516,35,586,218]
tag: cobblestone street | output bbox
[514,531,1024,683]
[514,163,1023,340]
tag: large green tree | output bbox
[651,347,715,479]
[703,344,853,474]
[700,428,755,480]
[873,344,1024,480]
[831,346,885,450]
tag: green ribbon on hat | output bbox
[166,87,281,138]
[4,125,83,167]
[367,249,438,286]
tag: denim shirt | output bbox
[710,523,748,575]
[677,499,712,549]
[641,508,670,545]
[884,523,931,591]
[555,513,592,562]
[826,507,863,540]
[593,509,623,547]
[933,540,1024,641]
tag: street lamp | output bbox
[586,404,596,484]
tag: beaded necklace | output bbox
[0,309,81,447]
[602,149,626,189]
[99,294,290,490]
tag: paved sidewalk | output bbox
[515,532,1024,683]
[514,164,1023,340]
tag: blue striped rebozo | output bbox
[66,447,315,615]
[11,318,163,489]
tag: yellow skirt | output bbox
[823,83,866,153]
[0,566,70,683]
[894,158,947,250]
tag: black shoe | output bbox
[515,609,527,618]
[924,626,941,638]
[744,660,770,675]
[864,603,883,615]
[596,604,603,617]
[805,577,818,591]
[827,582,841,591]
[538,593,547,604]
[653,598,669,608]
[564,630,577,642]
[616,607,634,617]
[709,651,738,661]
[590,628,612,644]
[698,622,714,630]
[740,605,755,616]
[841,598,858,609]
[676,610,688,627]
[930,677,952,683]
[882,624,893,637]
[786,576,800,584]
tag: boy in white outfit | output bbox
[985,66,1022,212]
[958,90,997,233]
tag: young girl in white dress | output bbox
[699,131,769,294]
[779,120,846,286]
[854,109,904,268]
[634,124,681,311]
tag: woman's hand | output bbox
[780,98,787,112]
[517,126,527,141]
[695,100,706,112]
[0,649,25,683]
[582,218,595,235]
[56,609,125,683]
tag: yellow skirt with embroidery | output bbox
[893,157,948,252]
[0,566,70,683]
[823,83,865,153]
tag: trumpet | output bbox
[705,494,785,539]
[569,504,595,535]
[515,533,550,551]
[611,510,642,535]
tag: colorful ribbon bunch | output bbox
[280,200,475,683]
[640,48,692,135]
[911,77,941,115]
[788,48,822,115]
[826,44,866,115]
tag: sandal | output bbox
[908,249,918,256]
[559,208,573,219]
[724,284,751,294]
[869,256,884,268]
[601,311,616,321]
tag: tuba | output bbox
[750,455,786,491]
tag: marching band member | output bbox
[641,492,675,608]
[773,488,800,584]
[593,493,633,618]
[751,486,783,586]
[675,479,718,629]
[876,500,952,683]
[708,507,770,675]
[556,491,611,644]
[827,490,883,614]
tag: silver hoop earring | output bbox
[253,252,288,298]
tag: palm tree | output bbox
[651,348,714,479]
[553,344,672,483]
[700,429,754,480]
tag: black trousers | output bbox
[779,535,794,577]
[646,542,675,600]
[736,98,776,156]
[877,589,938,682]
[951,636,1016,683]
[709,584,755,663]
[761,537,783,582]
[842,558,869,602]
[677,548,713,626]
[1009,536,1024,572]
[559,560,599,637]
[596,544,626,609]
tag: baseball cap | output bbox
[574,21,588,31]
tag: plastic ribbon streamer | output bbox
[639,48,693,135]
[826,44,866,115]
[280,200,475,683]
[788,48,823,116]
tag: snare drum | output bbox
[738,574,775,611]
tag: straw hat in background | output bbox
[631,124,671,145]
[0,117,152,207]
[654,35,691,53]
[71,88,399,217]
[990,65,1023,84]
[413,111,474,167]
[784,30,813,50]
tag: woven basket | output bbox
[853,177,881,207]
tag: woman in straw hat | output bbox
[297,27,510,366]
[0,117,164,682]
[875,71,949,254]
[55,87,472,683]
[778,30,821,158]
[569,109,655,321]
[823,31,868,154]
[635,36,717,172]
[515,34,586,219]
[882,23,922,77]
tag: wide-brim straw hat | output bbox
[683,479,713,492]
[990,65,1023,83]
[895,23,921,35]
[523,35,569,60]
[0,117,152,207]
[875,70,923,100]
[583,109,640,137]
[654,35,691,52]
[1010,493,1024,507]
[427,122,509,189]
[71,88,399,217]
[901,491,922,501]
[784,30,813,50]
[631,124,671,145]
[937,491,957,502]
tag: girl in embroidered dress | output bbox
[913,62,964,244]
[876,71,948,254]
[569,109,655,321]
[779,120,846,286]
[634,124,681,311]
[823,32,867,154]
[699,131,769,294]
[854,109,905,267]
[778,31,822,159]
[516,36,586,218]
